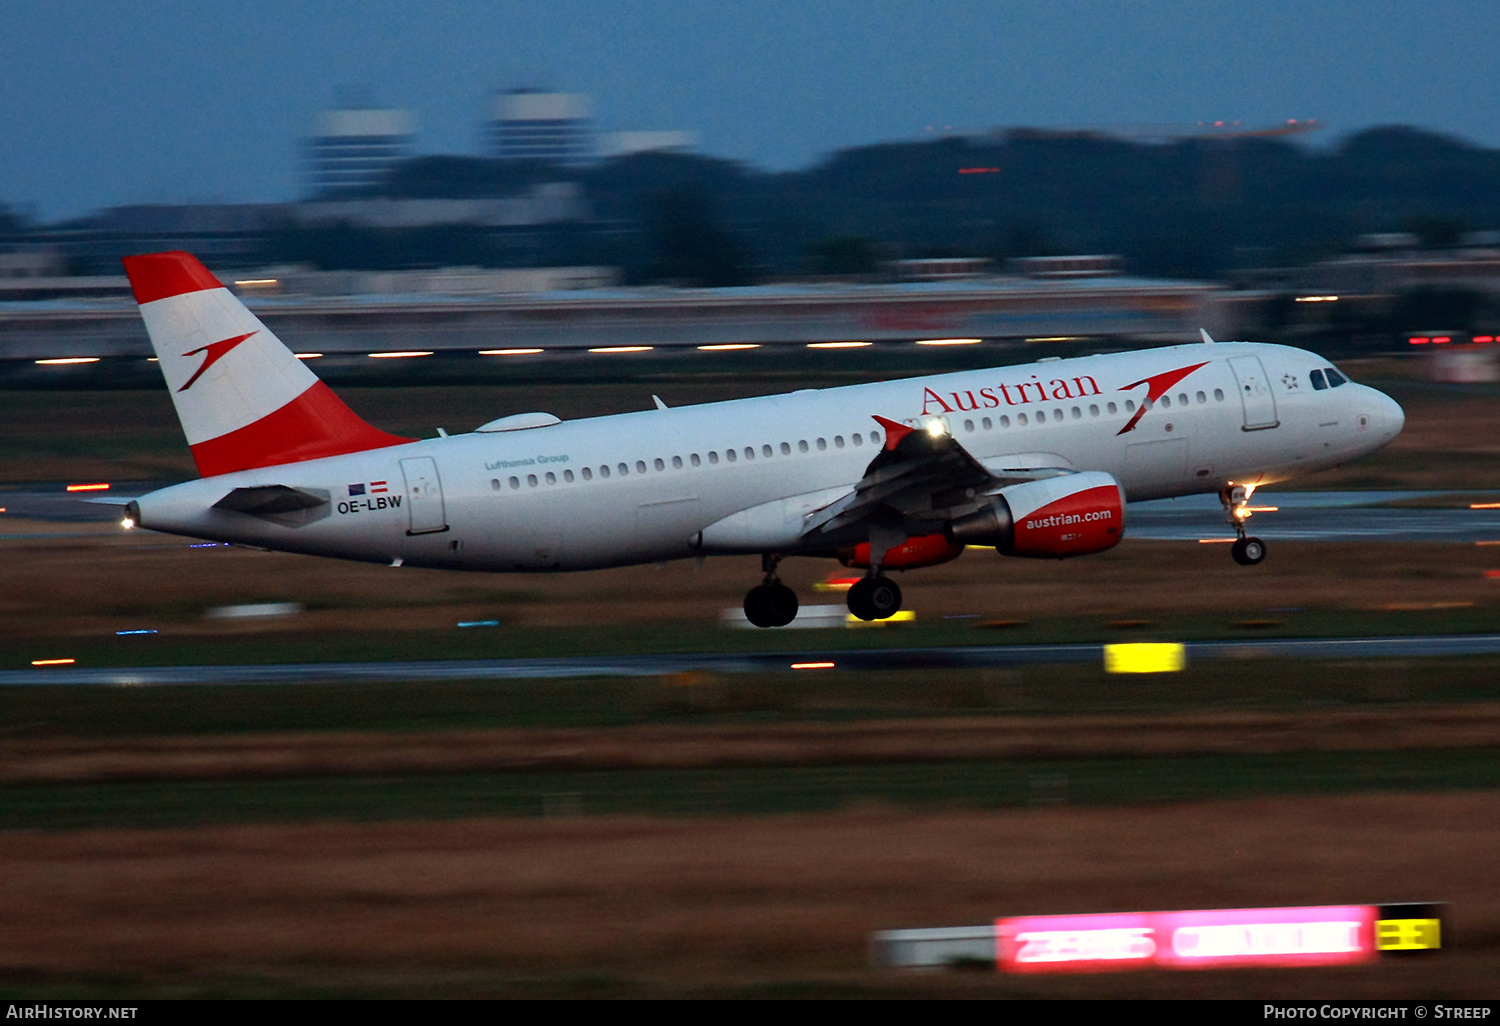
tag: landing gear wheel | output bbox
[847,575,903,621]
[1231,536,1266,566]
[744,582,798,628]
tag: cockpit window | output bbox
[1310,369,1328,390]
[1325,367,1348,387]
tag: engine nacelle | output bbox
[946,471,1125,558]
[838,533,965,570]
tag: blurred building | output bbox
[486,90,593,165]
[597,130,698,159]
[304,107,417,195]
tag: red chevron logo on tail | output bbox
[179,332,255,392]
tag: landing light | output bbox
[120,516,135,530]
[925,419,949,438]
[294,352,323,360]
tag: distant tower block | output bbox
[304,108,416,195]
[488,90,594,165]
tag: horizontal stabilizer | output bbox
[213,485,329,517]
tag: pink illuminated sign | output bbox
[996,905,1377,973]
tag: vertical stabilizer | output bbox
[123,251,411,477]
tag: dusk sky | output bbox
[4,0,1498,221]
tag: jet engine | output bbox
[946,471,1125,558]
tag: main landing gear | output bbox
[742,556,907,628]
[743,553,799,628]
[846,575,902,621]
[1220,486,1266,566]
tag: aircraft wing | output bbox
[803,415,1074,539]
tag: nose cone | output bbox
[1378,390,1405,443]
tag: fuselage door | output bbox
[1228,356,1279,431]
[400,456,448,534]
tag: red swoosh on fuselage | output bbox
[1115,361,1209,435]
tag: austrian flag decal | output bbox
[347,481,389,497]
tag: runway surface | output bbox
[4,484,1499,541]
[4,633,1500,686]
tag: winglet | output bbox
[1200,329,1215,344]
[872,415,915,451]
[652,394,669,411]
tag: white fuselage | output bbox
[131,342,1404,572]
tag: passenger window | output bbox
[564,469,574,482]
[1177,393,1188,406]
[852,434,864,446]
[870,430,882,445]
[1160,396,1171,408]
[1018,413,1028,425]
[1107,402,1117,415]
[963,419,974,433]
[1196,391,1206,404]
[527,474,538,487]
[672,455,683,468]
[1214,389,1225,401]
[619,463,630,476]
[1000,415,1010,427]
[781,442,791,455]
[1035,410,1046,423]
[763,444,774,456]
[600,466,610,478]
[490,478,500,491]
[816,438,827,450]
[1310,369,1328,390]
[1071,406,1081,419]
[635,460,647,474]
[691,453,701,467]
[509,476,520,490]
[1089,404,1099,417]
[708,451,719,464]
[981,417,992,430]
[744,447,755,460]
[798,440,809,453]
[654,458,665,471]
[725,449,737,462]
[1053,408,1064,420]
[1125,400,1136,412]
[581,468,592,481]
[545,472,556,485]
[834,435,845,448]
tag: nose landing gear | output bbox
[743,553,799,628]
[1221,486,1267,566]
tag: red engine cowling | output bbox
[946,471,1125,559]
[839,533,966,569]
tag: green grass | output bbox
[4,749,1498,831]
[2,656,1499,739]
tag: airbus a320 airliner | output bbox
[120,252,1404,627]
